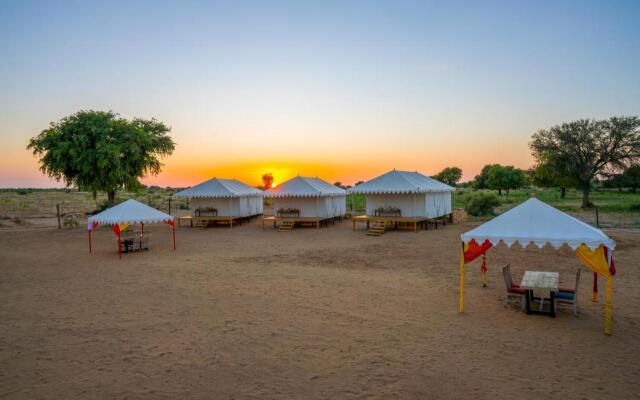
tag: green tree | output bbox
[622,164,640,192]
[601,173,625,192]
[530,117,640,208]
[532,156,578,198]
[472,164,499,189]
[432,166,463,186]
[27,110,174,207]
[484,165,526,195]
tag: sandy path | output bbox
[1,220,639,399]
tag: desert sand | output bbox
[1,219,639,399]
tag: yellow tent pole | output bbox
[604,277,613,335]
[459,242,465,313]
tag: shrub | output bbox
[63,214,80,228]
[16,189,30,195]
[630,202,640,211]
[464,192,501,216]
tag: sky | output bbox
[1,0,639,188]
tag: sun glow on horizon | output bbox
[2,2,637,189]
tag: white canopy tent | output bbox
[347,169,454,218]
[174,178,263,218]
[87,199,175,257]
[265,176,346,218]
[462,198,615,251]
[459,198,617,334]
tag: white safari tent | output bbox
[174,178,263,227]
[263,176,346,230]
[459,198,617,335]
[87,199,175,258]
[348,170,454,233]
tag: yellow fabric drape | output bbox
[575,244,614,335]
[576,245,611,279]
[605,279,613,335]
[118,223,130,232]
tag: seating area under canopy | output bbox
[459,197,617,335]
[87,199,176,258]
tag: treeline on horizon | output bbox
[22,110,640,211]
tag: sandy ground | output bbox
[1,219,639,399]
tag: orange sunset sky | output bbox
[2,2,639,188]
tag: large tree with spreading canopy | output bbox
[530,117,640,208]
[28,110,175,207]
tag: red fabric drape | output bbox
[112,224,122,258]
[604,247,616,276]
[593,247,615,301]
[464,240,492,262]
[464,240,492,287]
[165,220,176,251]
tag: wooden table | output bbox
[520,271,559,318]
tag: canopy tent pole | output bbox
[605,248,613,335]
[459,242,465,313]
[481,253,488,287]
[592,273,599,302]
[141,222,144,234]
[605,277,613,335]
[117,229,122,259]
[88,229,92,253]
[172,222,176,251]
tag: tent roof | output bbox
[347,169,454,194]
[265,176,346,198]
[461,198,615,250]
[88,199,173,227]
[174,178,262,198]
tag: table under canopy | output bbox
[459,197,616,335]
[87,199,175,258]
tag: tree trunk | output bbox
[107,191,116,207]
[498,188,502,196]
[560,187,566,198]
[581,181,591,208]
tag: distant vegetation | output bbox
[463,192,501,216]
[471,164,527,195]
[11,114,640,228]
[432,167,463,186]
[530,116,640,208]
[27,110,175,207]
